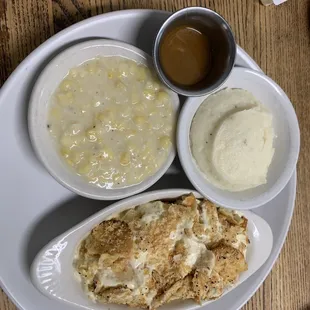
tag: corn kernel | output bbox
[57,93,73,105]
[159,136,171,149]
[65,158,74,166]
[60,147,70,158]
[127,141,137,152]
[141,146,151,160]
[112,172,120,180]
[153,81,160,92]
[120,152,131,166]
[59,79,76,92]
[133,103,145,113]
[154,99,164,108]
[119,62,129,77]
[121,107,131,118]
[70,151,83,165]
[133,115,145,126]
[129,62,137,75]
[143,89,155,100]
[60,135,74,148]
[149,105,158,115]
[157,91,170,102]
[150,117,164,130]
[116,81,127,91]
[86,63,98,74]
[98,176,110,185]
[86,129,98,142]
[97,110,113,122]
[107,70,116,79]
[79,71,88,78]
[78,164,92,175]
[145,80,160,91]
[66,91,74,99]
[136,67,147,81]
[145,81,154,90]
[126,130,136,139]
[99,147,113,160]
[67,123,83,135]
[69,68,78,78]
[131,89,140,104]
[75,134,85,145]
[114,121,125,131]
[89,155,99,165]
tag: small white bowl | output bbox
[28,39,179,200]
[31,189,273,310]
[177,67,300,209]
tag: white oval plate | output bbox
[0,9,296,310]
[28,39,179,201]
[31,189,273,310]
[178,67,300,210]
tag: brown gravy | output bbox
[159,25,212,86]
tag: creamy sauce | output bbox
[137,201,165,224]
[97,267,136,289]
[48,56,175,189]
[232,233,248,257]
[201,207,209,227]
[183,236,208,267]
[190,88,275,192]
[169,219,193,241]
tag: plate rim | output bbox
[0,8,297,310]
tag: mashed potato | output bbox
[190,88,275,192]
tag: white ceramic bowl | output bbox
[28,39,179,200]
[177,67,300,209]
[31,189,273,310]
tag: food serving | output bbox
[177,66,299,209]
[159,24,212,86]
[153,7,236,96]
[190,88,275,192]
[47,56,175,189]
[74,193,249,309]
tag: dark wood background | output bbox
[0,1,309,310]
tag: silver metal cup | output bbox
[153,7,236,97]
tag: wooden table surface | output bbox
[0,1,309,310]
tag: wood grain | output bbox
[0,0,309,309]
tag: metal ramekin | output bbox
[153,7,236,97]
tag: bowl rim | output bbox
[153,6,237,97]
[177,66,300,209]
[28,38,179,200]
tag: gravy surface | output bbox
[159,25,211,86]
